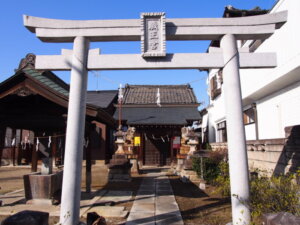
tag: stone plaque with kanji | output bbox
[141,12,166,57]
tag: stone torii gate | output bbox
[24,11,287,225]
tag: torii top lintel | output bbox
[23,11,287,43]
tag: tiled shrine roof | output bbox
[86,90,118,109]
[122,84,199,105]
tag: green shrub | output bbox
[214,161,230,197]
[250,173,300,218]
[192,157,220,183]
[212,164,300,219]
[192,157,202,177]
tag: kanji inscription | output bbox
[141,12,166,57]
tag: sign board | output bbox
[141,12,166,57]
[172,136,181,149]
[134,136,141,146]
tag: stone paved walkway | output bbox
[126,171,184,225]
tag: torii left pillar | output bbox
[60,36,90,225]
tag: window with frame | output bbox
[210,69,223,100]
[243,107,255,125]
[217,121,227,143]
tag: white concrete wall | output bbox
[245,123,256,140]
[257,81,300,139]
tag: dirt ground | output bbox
[0,165,232,225]
[0,166,32,194]
[168,174,232,225]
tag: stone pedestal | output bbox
[23,171,63,205]
[128,155,139,174]
[187,139,198,158]
[180,157,201,184]
[176,155,186,175]
[115,137,125,154]
[180,169,201,184]
[107,154,132,182]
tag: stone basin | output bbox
[23,170,63,205]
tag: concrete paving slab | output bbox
[156,202,180,214]
[156,191,174,196]
[126,169,183,225]
[0,190,25,206]
[140,185,155,188]
[156,186,173,191]
[126,212,155,225]
[156,195,176,203]
[138,186,155,191]
[131,203,155,213]
[155,212,184,225]
[136,190,155,196]
[133,196,155,204]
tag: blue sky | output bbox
[0,0,276,109]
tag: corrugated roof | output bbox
[123,84,198,105]
[86,90,118,108]
[23,68,69,97]
[113,107,200,125]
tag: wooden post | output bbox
[31,144,38,172]
[0,127,5,167]
[140,131,145,165]
[170,133,174,163]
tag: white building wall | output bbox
[207,0,300,142]
[245,124,256,140]
[257,81,300,139]
[207,69,227,143]
[240,0,300,98]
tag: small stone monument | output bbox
[180,127,202,184]
[176,127,189,174]
[107,129,132,182]
[124,127,139,174]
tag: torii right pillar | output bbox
[221,34,251,225]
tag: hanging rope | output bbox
[33,134,65,139]
[149,134,171,142]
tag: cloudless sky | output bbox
[0,0,276,109]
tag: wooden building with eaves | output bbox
[114,84,201,166]
[0,54,117,168]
